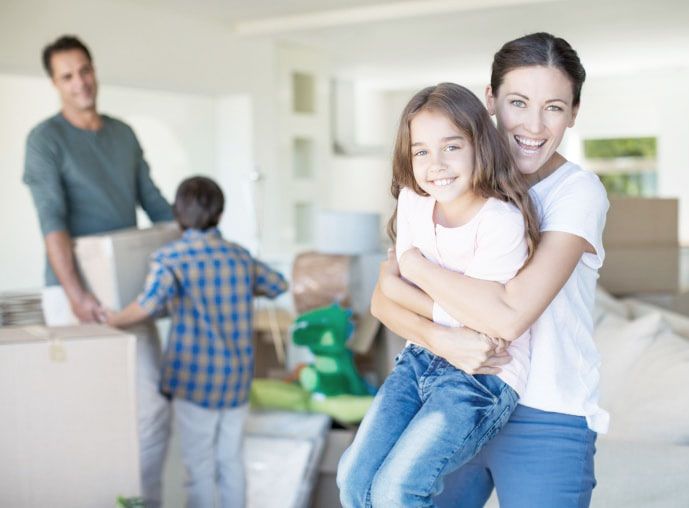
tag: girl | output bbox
[372,33,608,507]
[337,83,541,507]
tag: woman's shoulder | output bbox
[537,162,608,207]
[555,162,605,194]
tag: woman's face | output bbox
[486,65,579,180]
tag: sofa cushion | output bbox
[595,311,665,407]
[591,438,689,507]
[607,327,689,445]
[594,287,630,324]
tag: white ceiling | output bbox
[134,0,689,89]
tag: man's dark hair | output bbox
[173,176,225,231]
[42,35,93,76]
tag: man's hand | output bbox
[69,292,103,323]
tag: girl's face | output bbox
[410,109,475,207]
[486,65,578,180]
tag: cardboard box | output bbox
[603,198,678,247]
[0,324,140,507]
[600,197,680,295]
[74,223,180,309]
[600,246,680,295]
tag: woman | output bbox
[371,32,608,507]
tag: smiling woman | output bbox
[486,65,579,184]
[368,33,609,508]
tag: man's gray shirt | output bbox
[23,113,173,286]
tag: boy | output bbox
[106,176,288,507]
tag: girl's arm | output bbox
[400,231,591,340]
[379,250,434,320]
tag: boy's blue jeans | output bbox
[337,344,519,508]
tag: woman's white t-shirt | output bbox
[522,161,610,433]
[395,187,531,396]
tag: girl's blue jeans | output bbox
[337,343,519,508]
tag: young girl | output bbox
[337,83,541,507]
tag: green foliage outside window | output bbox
[584,137,656,158]
[584,137,657,197]
[598,172,657,197]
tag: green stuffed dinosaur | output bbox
[291,304,370,397]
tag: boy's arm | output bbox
[253,259,288,298]
[105,300,150,328]
[105,257,176,328]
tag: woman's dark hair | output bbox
[173,176,224,231]
[387,83,540,263]
[42,35,93,76]
[491,32,586,106]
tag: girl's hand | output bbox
[429,326,511,375]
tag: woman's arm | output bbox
[400,231,591,340]
[371,259,511,375]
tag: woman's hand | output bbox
[426,326,512,375]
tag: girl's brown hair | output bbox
[387,82,541,263]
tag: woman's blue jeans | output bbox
[435,404,597,507]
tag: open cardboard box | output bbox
[0,324,140,507]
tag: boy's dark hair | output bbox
[173,176,224,231]
[42,35,93,76]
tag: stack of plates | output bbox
[0,291,44,326]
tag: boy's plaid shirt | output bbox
[137,227,287,409]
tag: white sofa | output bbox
[589,290,689,507]
[485,289,689,507]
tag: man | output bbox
[23,35,172,508]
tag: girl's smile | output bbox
[410,109,485,227]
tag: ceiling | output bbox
[135,0,689,88]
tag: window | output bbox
[584,137,657,197]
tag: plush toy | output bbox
[291,304,370,397]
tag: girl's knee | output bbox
[337,472,369,508]
[370,469,407,507]
[337,451,368,508]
